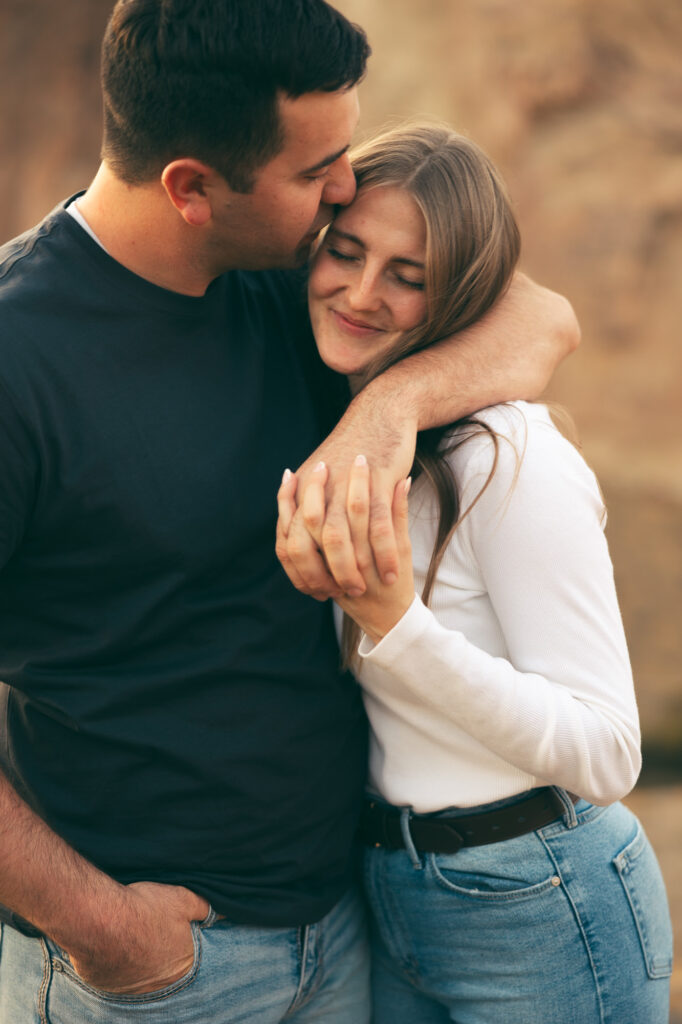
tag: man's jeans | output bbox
[0,885,370,1023]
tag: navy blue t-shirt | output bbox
[0,201,366,926]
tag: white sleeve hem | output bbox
[357,593,430,665]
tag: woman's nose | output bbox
[347,268,382,312]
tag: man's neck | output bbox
[77,164,214,297]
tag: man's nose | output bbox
[322,154,356,207]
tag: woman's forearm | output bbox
[358,596,640,806]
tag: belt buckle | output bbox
[416,818,465,854]
[438,822,465,854]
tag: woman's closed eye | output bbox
[327,246,424,290]
[327,245,360,263]
[393,272,424,291]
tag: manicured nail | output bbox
[282,468,292,484]
[354,454,367,467]
[404,477,412,495]
[384,572,398,585]
[314,460,326,473]
[346,588,364,598]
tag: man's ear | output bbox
[161,159,216,226]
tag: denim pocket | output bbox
[614,823,673,979]
[428,849,560,903]
[49,920,203,1005]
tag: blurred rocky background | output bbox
[1,0,680,1010]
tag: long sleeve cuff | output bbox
[358,593,431,664]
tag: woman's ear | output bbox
[161,159,214,226]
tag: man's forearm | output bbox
[359,273,580,432]
[0,768,125,957]
[0,768,209,994]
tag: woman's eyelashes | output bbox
[397,275,425,291]
[326,246,425,290]
[327,245,358,263]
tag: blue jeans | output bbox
[0,886,369,1023]
[364,796,673,1023]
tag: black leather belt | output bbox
[360,788,575,854]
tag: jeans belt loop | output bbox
[399,808,423,870]
[552,786,579,829]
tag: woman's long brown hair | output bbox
[338,122,522,669]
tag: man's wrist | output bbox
[48,874,131,961]
[351,369,420,432]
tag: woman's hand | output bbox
[278,456,415,643]
[275,384,419,601]
[336,457,415,643]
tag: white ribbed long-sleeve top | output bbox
[352,401,641,811]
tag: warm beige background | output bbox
[1,0,680,1011]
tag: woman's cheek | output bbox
[312,252,348,297]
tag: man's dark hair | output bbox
[101,0,370,192]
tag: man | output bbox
[0,1,578,1021]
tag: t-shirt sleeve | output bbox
[358,407,641,805]
[0,375,38,568]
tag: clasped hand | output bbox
[277,454,415,643]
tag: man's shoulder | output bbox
[0,219,54,285]
[0,199,77,299]
[0,200,96,397]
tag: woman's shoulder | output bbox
[441,400,604,522]
[444,400,553,472]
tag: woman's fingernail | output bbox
[354,454,367,467]
[346,588,364,598]
[384,572,398,585]
[282,468,292,484]
[404,477,412,495]
[314,460,326,473]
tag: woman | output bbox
[279,123,673,1022]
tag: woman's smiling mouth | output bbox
[331,309,387,336]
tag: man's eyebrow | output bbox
[300,146,350,176]
[329,227,425,269]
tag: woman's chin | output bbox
[318,350,370,379]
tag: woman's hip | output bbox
[363,797,672,1023]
